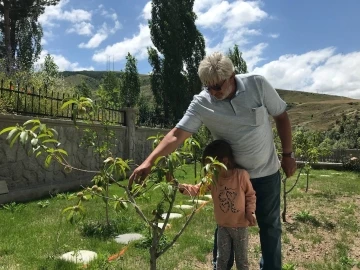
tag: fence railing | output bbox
[296,149,360,163]
[0,80,126,125]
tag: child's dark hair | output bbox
[202,140,236,169]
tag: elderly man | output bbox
[130,52,296,270]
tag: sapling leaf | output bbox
[19,131,28,145]
[0,126,17,135]
[39,124,46,133]
[9,132,21,148]
[61,99,78,110]
[62,206,74,214]
[6,128,19,141]
[23,119,40,126]
[45,155,52,168]
[42,139,59,144]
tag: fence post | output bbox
[123,108,137,164]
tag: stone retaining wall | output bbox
[0,113,169,204]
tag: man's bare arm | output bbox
[273,111,296,177]
[128,127,192,187]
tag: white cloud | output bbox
[252,47,360,99]
[77,5,121,49]
[142,1,152,20]
[194,0,222,13]
[92,24,152,63]
[36,50,94,71]
[242,42,268,71]
[79,32,108,49]
[269,33,279,39]
[39,0,91,27]
[79,20,121,49]
[195,0,269,71]
[67,22,94,36]
[196,1,231,28]
[195,0,267,29]
[63,9,91,22]
[225,1,267,29]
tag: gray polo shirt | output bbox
[176,74,287,179]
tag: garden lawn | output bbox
[0,166,359,270]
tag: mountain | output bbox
[60,71,360,131]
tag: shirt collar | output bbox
[234,75,245,97]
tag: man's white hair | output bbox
[198,52,235,86]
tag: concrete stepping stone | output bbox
[114,233,144,244]
[174,204,193,210]
[161,213,183,219]
[202,194,212,199]
[60,250,97,263]
[157,222,171,229]
[187,199,208,204]
[320,175,330,177]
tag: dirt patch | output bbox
[199,194,360,270]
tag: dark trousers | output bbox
[213,226,234,270]
[213,171,282,270]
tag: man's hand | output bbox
[128,160,152,188]
[281,156,297,178]
[245,212,257,226]
[128,128,192,189]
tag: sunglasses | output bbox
[205,79,226,92]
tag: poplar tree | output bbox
[0,0,60,71]
[97,72,121,107]
[228,44,248,74]
[148,0,205,126]
[120,53,140,108]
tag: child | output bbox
[177,140,256,270]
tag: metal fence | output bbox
[296,149,360,163]
[0,80,126,125]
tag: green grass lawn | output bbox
[0,166,359,270]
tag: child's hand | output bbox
[246,212,257,226]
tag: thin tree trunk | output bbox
[305,172,309,192]
[10,15,17,59]
[194,156,197,178]
[105,181,109,226]
[150,226,159,270]
[3,0,12,72]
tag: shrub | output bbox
[342,156,360,172]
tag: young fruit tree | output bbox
[0,97,223,270]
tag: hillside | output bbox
[60,71,360,131]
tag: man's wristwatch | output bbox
[282,152,295,158]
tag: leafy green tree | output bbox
[97,72,121,106]
[15,17,42,71]
[36,53,61,91]
[42,54,58,78]
[327,112,360,149]
[148,0,205,126]
[120,53,140,107]
[0,110,223,270]
[273,127,331,222]
[0,0,60,71]
[75,81,92,98]
[183,137,201,178]
[293,128,332,192]
[138,92,155,126]
[227,44,248,74]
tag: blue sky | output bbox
[38,0,360,98]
